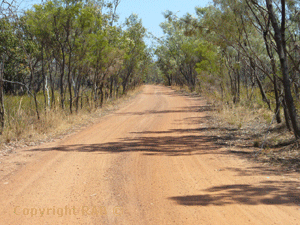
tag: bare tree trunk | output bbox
[262,22,282,122]
[237,69,240,103]
[66,41,74,114]
[110,76,113,98]
[282,99,292,131]
[0,58,5,133]
[294,83,299,100]
[33,92,40,120]
[49,61,55,108]
[68,59,72,114]
[75,74,82,113]
[255,74,271,110]
[42,46,47,112]
[60,54,65,109]
[266,0,300,138]
[273,74,281,123]
[99,83,104,107]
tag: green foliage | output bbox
[195,40,220,74]
[154,0,300,139]
[0,0,152,135]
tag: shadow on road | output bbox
[27,104,296,167]
[114,105,213,116]
[27,100,300,207]
[28,135,220,156]
[169,180,300,206]
[29,105,220,157]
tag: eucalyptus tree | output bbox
[155,45,177,86]
[193,2,274,105]
[191,0,300,137]
[25,0,109,112]
[120,14,147,94]
[264,0,300,137]
[0,17,18,131]
[158,11,202,91]
[242,0,300,137]
[0,0,18,132]
[0,0,153,136]
[69,2,103,112]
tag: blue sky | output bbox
[15,0,212,46]
[115,0,212,45]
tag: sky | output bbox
[115,0,212,46]
[15,0,212,46]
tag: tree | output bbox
[264,0,300,138]
[120,14,147,94]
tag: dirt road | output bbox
[0,85,300,225]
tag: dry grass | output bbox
[172,84,299,171]
[216,104,269,129]
[208,98,299,171]
[0,86,143,154]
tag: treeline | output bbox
[155,0,300,139]
[0,0,152,133]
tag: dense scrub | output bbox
[0,0,155,139]
[155,0,300,141]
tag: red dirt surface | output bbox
[0,85,300,224]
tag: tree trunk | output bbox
[99,83,104,107]
[266,0,300,138]
[282,99,292,131]
[110,76,113,98]
[33,92,40,120]
[68,51,73,114]
[273,74,281,123]
[0,59,5,134]
[49,61,55,108]
[42,46,47,111]
[255,74,271,110]
[122,81,127,95]
[60,50,65,109]
[75,74,82,113]
[263,23,281,123]
[294,83,299,100]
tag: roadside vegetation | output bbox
[0,0,156,148]
[154,0,300,170]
